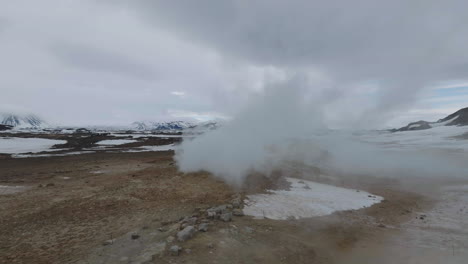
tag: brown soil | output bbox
[0,150,444,264]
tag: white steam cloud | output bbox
[176,76,468,185]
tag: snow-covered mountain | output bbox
[132,121,195,131]
[396,107,468,132]
[0,114,47,129]
[131,120,221,132]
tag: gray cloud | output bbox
[52,43,156,80]
[127,0,468,126]
[1,0,467,127]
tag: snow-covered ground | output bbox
[96,139,137,145]
[243,177,383,220]
[0,137,66,154]
[110,133,187,138]
[358,126,468,150]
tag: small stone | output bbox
[157,227,166,232]
[377,224,386,228]
[207,242,214,248]
[177,226,196,241]
[198,223,209,232]
[220,212,232,222]
[166,236,175,243]
[169,245,182,256]
[184,249,192,254]
[231,198,241,208]
[102,239,116,246]
[131,233,140,240]
[207,211,216,219]
[232,209,244,216]
[227,204,233,209]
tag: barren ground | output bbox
[0,148,467,263]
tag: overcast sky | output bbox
[1,0,467,127]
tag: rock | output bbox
[227,204,233,209]
[207,242,214,248]
[207,211,216,219]
[166,236,175,243]
[231,198,241,208]
[177,226,196,241]
[209,205,227,214]
[180,217,198,225]
[198,223,209,232]
[102,239,116,246]
[169,245,182,256]
[131,233,140,240]
[220,212,232,222]
[184,248,192,254]
[232,209,244,216]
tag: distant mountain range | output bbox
[0,114,46,129]
[396,107,468,132]
[0,113,221,132]
[131,121,194,131]
[131,120,220,131]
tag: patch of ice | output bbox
[96,139,137,145]
[0,185,29,195]
[243,177,383,220]
[0,137,66,154]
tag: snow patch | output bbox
[0,185,29,195]
[97,139,137,145]
[243,177,383,220]
[0,137,66,154]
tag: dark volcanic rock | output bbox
[395,106,468,132]
[397,121,431,132]
[0,124,13,131]
[437,107,468,126]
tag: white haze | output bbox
[176,77,468,186]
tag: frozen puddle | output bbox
[97,139,137,145]
[244,177,383,220]
[0,137,66,154]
